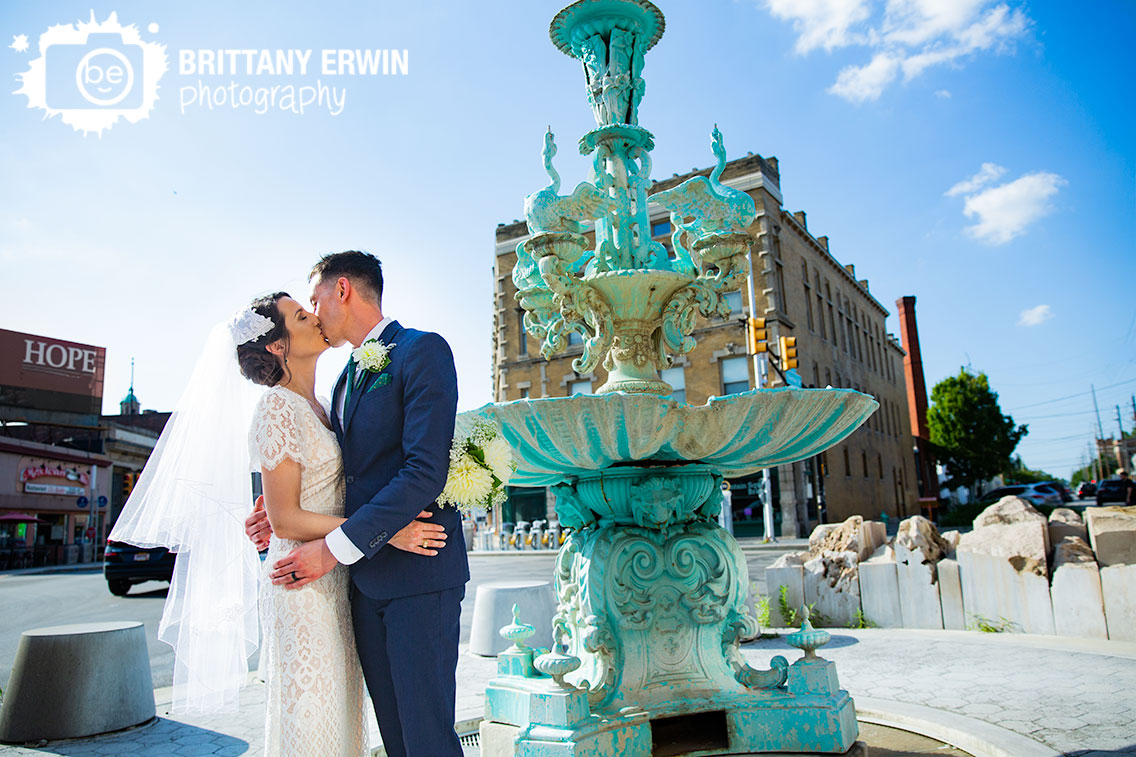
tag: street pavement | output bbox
[3,540,1133,755]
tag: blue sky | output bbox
[1,0,1132,479]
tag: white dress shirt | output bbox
[325,316,393,565]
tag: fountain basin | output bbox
[466,387,878,487]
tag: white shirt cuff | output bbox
[325,526,364,565]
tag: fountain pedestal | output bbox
[481,485,859,755]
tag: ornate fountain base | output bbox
[481,477,859,755]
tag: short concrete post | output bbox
[469,581,557,656]
[0,621,154,743]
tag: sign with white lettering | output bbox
[18,456,91,497]
[0,329,105,416]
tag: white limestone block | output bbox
[894,541,943,629]
[765,553,806,627]
[1047,508,1087,554]
[937,558,966,631]
[1050,537,1108,639]
[1101,563,1136,642]
[974,496,1050,557]
[803,550,861,627]
[957,521,1055,635]
[1085,506,1136,567]
[860,521,887,560]
[858,554,902,628]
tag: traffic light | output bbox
[779,335,798,370]
[121,472,136,501]
[747,317,768,353]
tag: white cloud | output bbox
[953,170,1066,244]
[945,162,1006,196]
[828,53,901,102]
[1018,304,1053,326]
[935,89,951,98]
[762,0,1031,102]
[766,0,872,53]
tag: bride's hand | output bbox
[389,510,448,556]
[245,496,272,550]
[271,539,337,589]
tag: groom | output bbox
[250,250,470,756]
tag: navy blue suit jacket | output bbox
[332,320,469,600]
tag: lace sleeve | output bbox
[249,389,308,471]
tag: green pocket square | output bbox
[367,373,392,392]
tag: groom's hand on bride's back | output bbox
[388,510,448,556]
[245,496,272,551]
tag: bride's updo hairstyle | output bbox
[236,292,292,386]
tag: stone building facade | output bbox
[492,153,919,536]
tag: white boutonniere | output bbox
[351,339,396,389]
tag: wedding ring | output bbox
[290,571,298,582]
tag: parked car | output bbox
[1096,479,1128,506]
[103,540,176,596]
[1036,481,1073,503]
[1077,482,1097,498]
[979,483,1062,508]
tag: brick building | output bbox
[492,153,919,536]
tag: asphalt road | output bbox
[0,541,798,689]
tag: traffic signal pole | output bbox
[745,245,776,542]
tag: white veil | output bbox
[110,311,270,714]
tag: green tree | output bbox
[1004,455,1062,485]
[927,369,1028,491]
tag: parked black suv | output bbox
[104,540,176,596]
[1095,479,1128,506]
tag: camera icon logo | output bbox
[45,33,144,109]
[14,12,168,136]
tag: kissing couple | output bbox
[112,250,470,756]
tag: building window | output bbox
[652,220,671,237]
[878,453,884,479]
[520,387,530,399]
[817,294,826,339]
[862,451,869,479]
[723,290,744,315]
[720,356,750,395]
[843,447,850,477]
[804,283,814,331]
[517,311,527,356]
[825,368,832,386]
[661,366,686,403]
[569,380,593,395]
[828,304,837,349]
[812,363,820,387]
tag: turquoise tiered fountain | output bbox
[474,1,876,754]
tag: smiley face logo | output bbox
[76,47,136,106]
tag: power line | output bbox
[1009,377,1136,411]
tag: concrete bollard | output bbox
[469,581,557,656]
[0,621,154,743]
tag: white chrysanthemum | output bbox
[442,454,494,508]
[352,340,392,372]
[483,436,514,484]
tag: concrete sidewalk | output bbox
[2,628,1133,756]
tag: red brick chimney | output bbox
[896,296,929,439]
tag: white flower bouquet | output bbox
[438,418,514,512]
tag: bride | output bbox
[110,292,444,756]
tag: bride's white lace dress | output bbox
[250,386,367,757]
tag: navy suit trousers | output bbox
[350,584,465,757]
